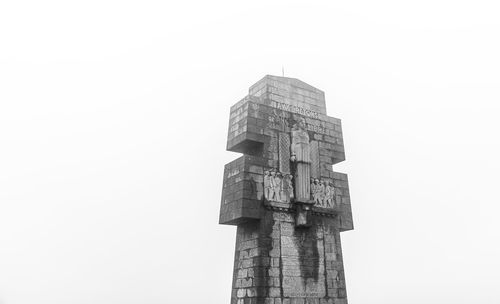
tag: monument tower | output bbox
[220,75,353,304]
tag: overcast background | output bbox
[1,0,500,303]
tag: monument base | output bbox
[231,210,348,304]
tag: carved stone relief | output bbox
[263,116,338,210]
[267,109,290,131]
[290,117,311,203]
[311,179,336,208]
[264,168,294,203]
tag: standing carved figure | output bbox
[274,172,283,202]
[329,181,337,207]
[269,170,277,201]
[276,172,286,202]
[263,170,271,200]
[318,180,326,206]
[286,174,294,200]
[324,181,333,208]
[310,178,316,200]
[290,118,311,203]
[312,179,322,206]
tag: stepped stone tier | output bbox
[220,75,353,304]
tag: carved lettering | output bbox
[306,123,327,135]
[273,102,320,119]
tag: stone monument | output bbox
[220,75,353,304]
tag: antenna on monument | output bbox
[282,66,285,77]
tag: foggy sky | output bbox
[1,1,500,303]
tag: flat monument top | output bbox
[248,75,327,115]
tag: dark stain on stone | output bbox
[278,221,284,299]
[321,224,330,299]
[293,221,320,282]
[253,213,275,302]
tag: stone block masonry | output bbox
[230,212,347,304]
[220,75,353,304]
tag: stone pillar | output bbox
[220,75,354,304]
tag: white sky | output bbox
[1,0,500,303]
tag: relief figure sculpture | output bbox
[286,174,294,200]
[318,180,326,206]
[290,118,311,203]
[273,171,283,201]
[269,170,278,201]
[277,172,286,202]
[310,179,336,208]
[278,173,293,203]
[264,170,271,200]
[311,179,321,206]
[324,182,333,208]
[264,169,293,203]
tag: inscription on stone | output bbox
[273,101,320,119]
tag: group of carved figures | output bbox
[311,179,336,208]
[263,117,338,209]
[264,169,294,203]
[264,169,337,208]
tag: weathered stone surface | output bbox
[222,76,353,304]
[279,132,291,174]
